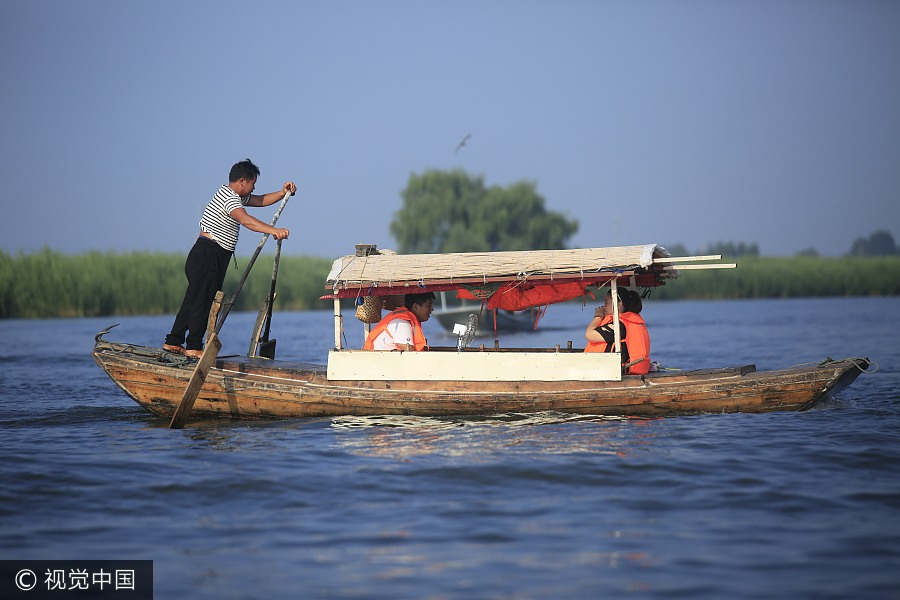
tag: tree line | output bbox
[666,230,898,259]
[394,169,897,259]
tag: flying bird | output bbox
[454,133,472,154]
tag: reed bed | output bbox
[1,250,897,318]
[650,256,900,300]
[0,249,332,318]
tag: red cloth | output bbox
[458,281,592,311]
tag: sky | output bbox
[2,0,898,259]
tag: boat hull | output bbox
[92,338,868,421]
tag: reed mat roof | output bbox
[326,244,668,291]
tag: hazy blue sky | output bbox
[3,0,898,258]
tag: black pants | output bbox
[165,237,232,350]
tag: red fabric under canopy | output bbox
[457,280,597,311]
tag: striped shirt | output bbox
[199,185,251,251]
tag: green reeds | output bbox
[651,256,900,300]
[0,248,332,318]
[1,250,898,318]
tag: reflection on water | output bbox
[331,411,659,460]
[331,411,630,429]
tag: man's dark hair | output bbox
[404,292,435,310]
[229,159,261,182]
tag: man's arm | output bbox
[585,306,608,343]
[584,317,607,343]
[229,208,290,240]
[390,321,415,351]
[245,181,297,207]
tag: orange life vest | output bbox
[362,308,428,351]
[620,312,650,374]
[584,315,612,353]
[583,312,651,374]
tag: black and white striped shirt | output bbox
[199,185,251,251]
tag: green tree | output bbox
[703,241,760,257]
[390,169,578,253]
[847,230,897,256]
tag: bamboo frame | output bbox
[652,254,722,263]
[324,270,647,296]
[611,277,621,354]
[333,298,342,350]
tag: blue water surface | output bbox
[1,297,899,598]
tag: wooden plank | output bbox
[247,303,268,358]
[326,271,639,293]
[205,291,224,345]
[334,271,636,288]
[326,350,622,382]
[652,255,722,263]
[168,332,221,428]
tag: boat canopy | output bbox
[323,244,690,310]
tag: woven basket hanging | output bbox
[355,295,384,323]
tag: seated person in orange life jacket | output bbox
[584,289,651,374]
[363,292,435,351]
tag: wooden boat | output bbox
[92,243,870,421]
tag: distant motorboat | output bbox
[432,293,539,334]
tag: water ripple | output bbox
[1,299,899,599]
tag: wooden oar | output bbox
[169,191,292,429]
[247,301,269,357]
[258,238,282,359]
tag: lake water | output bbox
[1,297,899,598]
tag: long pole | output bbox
[261,238,282,343]
[257,238,282,359]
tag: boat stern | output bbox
[816,357,870,402]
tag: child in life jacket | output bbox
[584,289,651,375]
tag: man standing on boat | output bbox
[363,292,435,351]
[163,159,295,358]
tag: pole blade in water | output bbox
[258,338,276,360]
[168,332,222,429]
